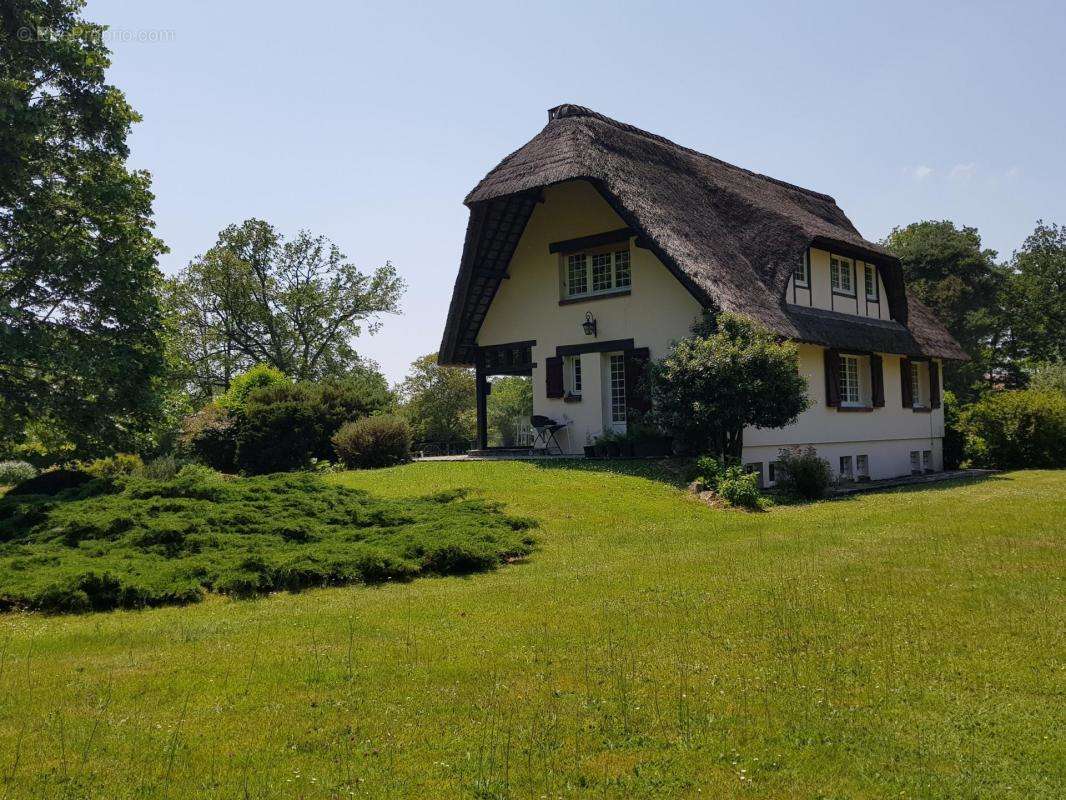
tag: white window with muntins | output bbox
[563,355,582,398]
[839,355,861,406]
[609,354,626,424]
[864,264,878,301]
[614,249,631,287]
[910,450,921,475]
[831,256,854,295]
[794,251,810,288]
[911,361,926,408]
[922,450,931,472]
[567,254,588,297]
[563,248,632,300]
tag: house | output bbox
[438,104,967,482]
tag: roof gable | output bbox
[440,104,968,363]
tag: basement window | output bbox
[744,462,764,488]
[839,455,854,481]
[910,450,921,475]
[563,248,631,300]
[856,454,869,479]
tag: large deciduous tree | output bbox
[882,221,1010,399]
[165,219,404,397]
[652,313,809,459]
[398,354,475,448]
[1007,220,1066,367]
[1,1,167,456]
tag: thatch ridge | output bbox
[441,104,967,364]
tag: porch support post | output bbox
[474,348,488,450]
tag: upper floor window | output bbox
[563,248,631,300]
[831,256,854,296]
[864,264,878,301]
[794,251,810,288]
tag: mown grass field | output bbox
[0,463,1062,798]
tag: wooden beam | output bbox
[548,227,634,255]
[556,338,635,357]
[475,349,488,450]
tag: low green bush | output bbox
[8,469,93,497]
[136,455,185,481]
[333,416,412,469]
[0,461,37,486]
[691,455,726,491]
[81,453,144,480]
[716,465,761,509]
[0,470,535,613]
[960,389,1066,469]
[774,447,832,501]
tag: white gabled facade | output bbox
[475,179,944,481]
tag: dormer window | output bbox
[794,250,810,288]
[831,256,854,296]
[864,264,878,301]
[563,247,631,300]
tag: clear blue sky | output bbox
[85,0,1065,384]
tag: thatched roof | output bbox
[440,104,967,364]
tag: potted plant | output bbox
[595,430,622,458]
[583,432,598,460]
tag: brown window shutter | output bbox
[824,348,840,407]
[625,347,652,417]
[871,354,885,407]
[930,360,941,409]
[545,356,564,398]
[900,357,913,408]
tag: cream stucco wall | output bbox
[477,180,702,452]
[474,178,944,479]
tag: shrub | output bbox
[236,393,320,474]
[179,403,238,471]
[716,465,761,509]
[942,391,965,470]
[0,471,534,612]
[8,469,93,497]
[234,378,394,474]
[0,461,37,486]
[775,447,832,500]
[217,364,290,411]
[959,389,1066,469]
[136,455,184,481]
[652,312,809,458]
[333,416,412,469]
[691,455,726,491]
[81,453,143,480]
[1028,362,1066,393]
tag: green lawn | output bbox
[0,464,1062,798]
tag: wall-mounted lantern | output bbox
[582,311,597,337]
